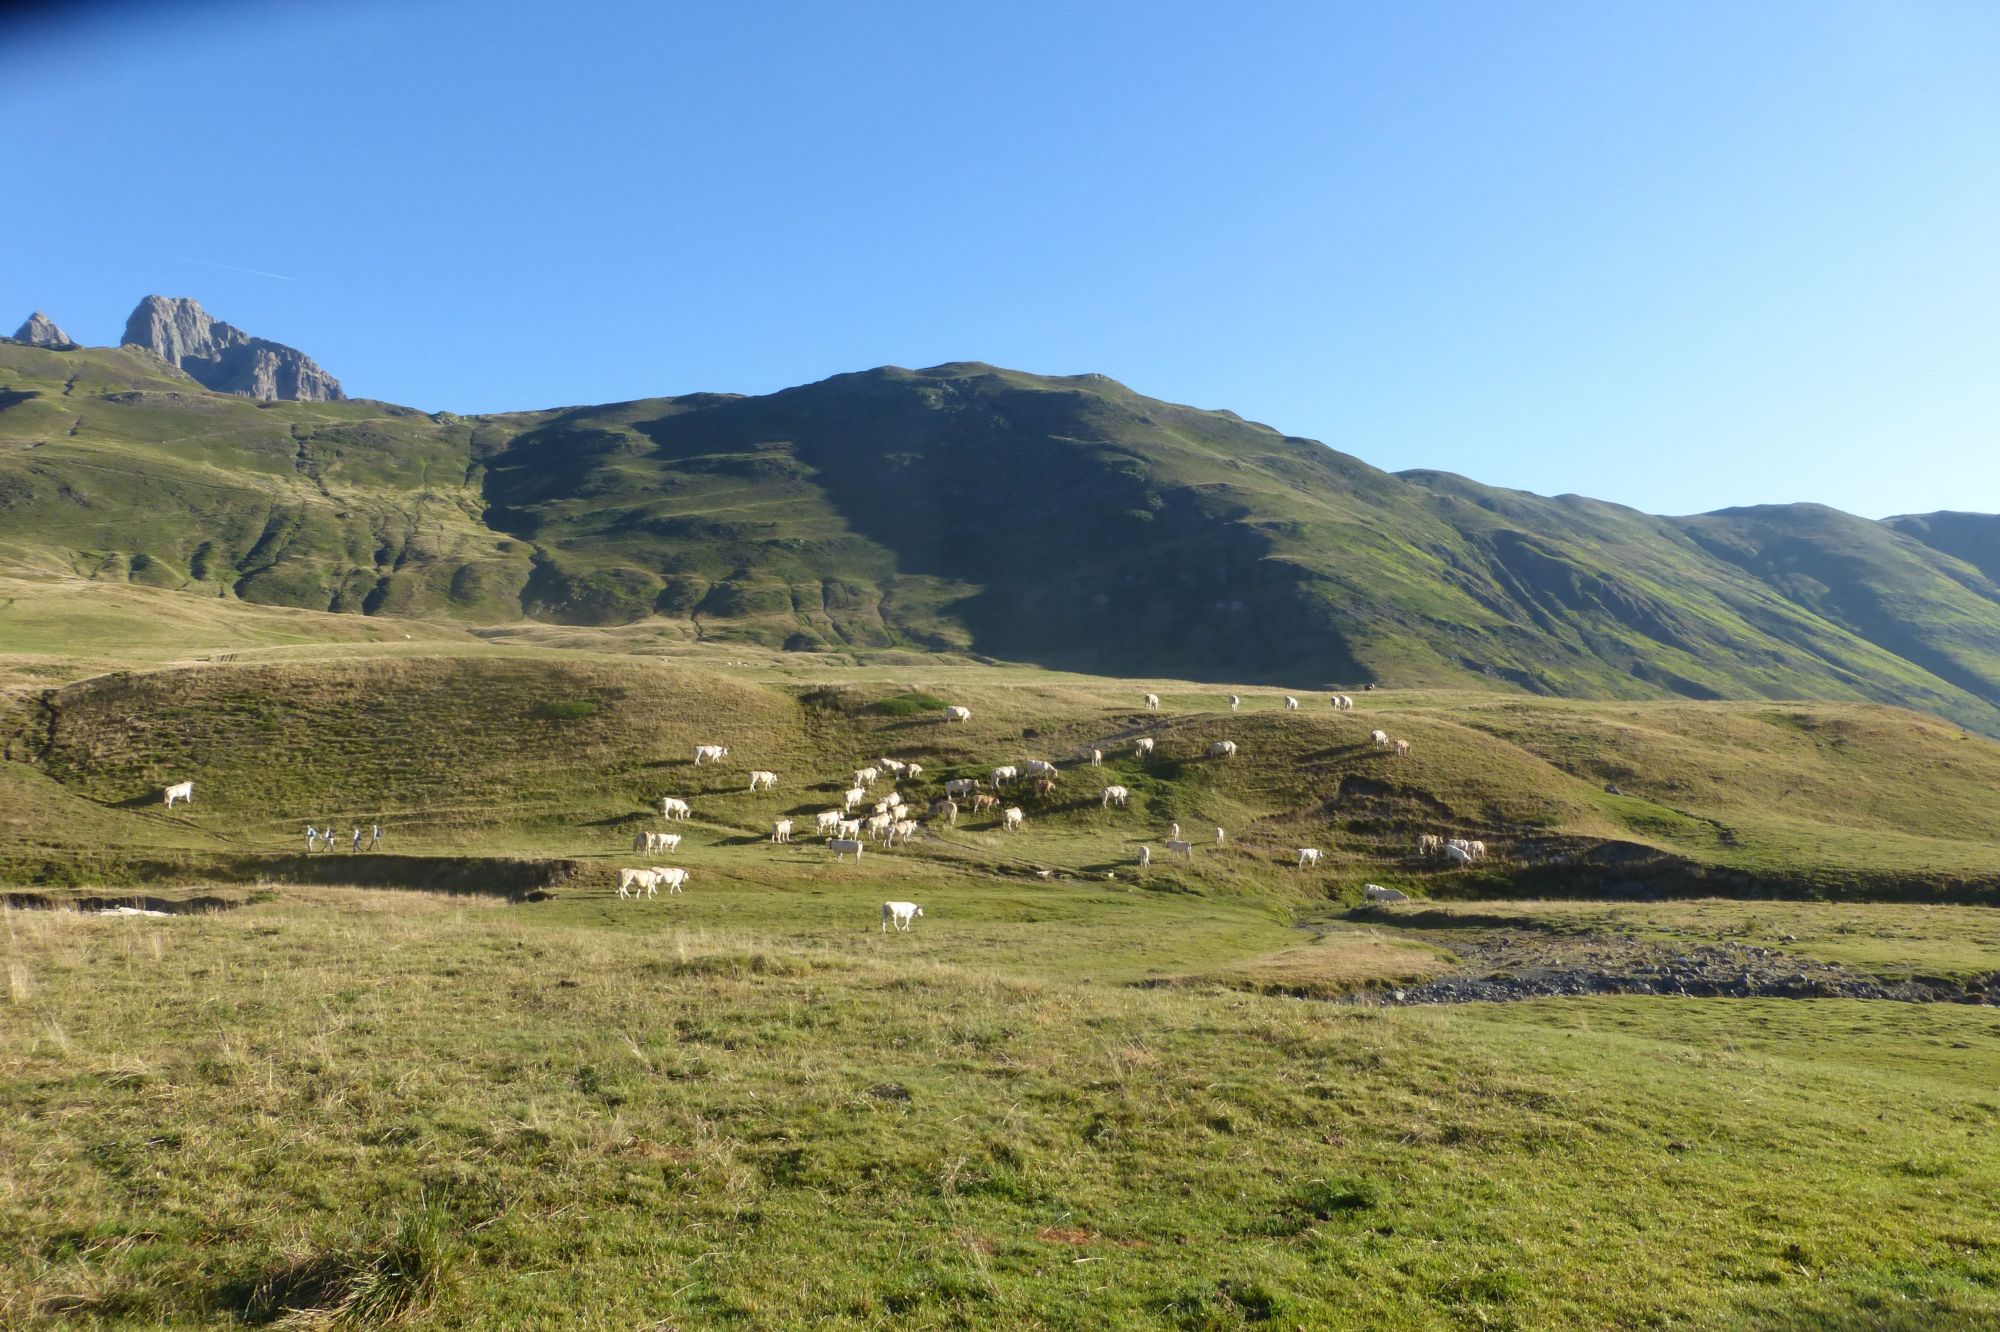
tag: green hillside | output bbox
[5,340,1999,730]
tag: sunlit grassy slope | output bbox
[6,341,2000,730]
[4,645,1996,897]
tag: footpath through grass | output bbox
[4,887,1998,1329]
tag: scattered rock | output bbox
[122,295,344,401]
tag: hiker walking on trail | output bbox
[351,827,363,853]
[367,823,381,851]
[305,825,318,854]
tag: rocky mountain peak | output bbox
[11,311,78,349]
[121,295,345,402]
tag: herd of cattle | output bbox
[612,692,1448,921]
[150,690,1456,929]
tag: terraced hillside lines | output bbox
[10,342,2000,730]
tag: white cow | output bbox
[1137,846,1152,868]
[635,831,681,854]
[1393,739,1412,758]
[879,758,908,776]
[1134,737,1155,757]
[843,786,869,812]
[1285,696,1300,711]
[829,837,864,862]
[905,764,923,779]
[749,770,778,792]
[1164,839,1194,861]
[1168,821,1180,841]
[1215,827,1226,846]
[1145,693,1160,710]
[1297,847,1323,868]
[163,780,194,809]
[1002,806,1025,832]
[1370,730,1391,749]
[772,819,792,843]
[945,777,980,799]
[693,744,728,765]
[1023,759,1057,778]
[991,765,1019,786]
[1443,844,1473,866]
[931,798,958,826]
[816,810,843,834]
[1208,740,1237,759]
[855,767,880,788]
[660,797,692,820]
[943,705,972,723]
[1332,694,1353,712]
[837,818,862,839]
[888,819,919,845]
[1467,839,1487,860]
[617,868,657,899]
[881,900,923,931]
[1102,785,1130,808]
[1363,883,1407,903]
[652,867,689,895]
[1086,748,1102,767]
[865,812,893,840]
[1229,695,1240,711]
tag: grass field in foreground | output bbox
[3,887,1998,1329]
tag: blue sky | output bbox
[5,0,1996,518]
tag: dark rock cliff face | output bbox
[121,295,344,401]
[11,312,78,349]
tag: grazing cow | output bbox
[1102,785,1130,808]
[865,812,893,840]
[1443,844,1472,866]
[872,795,898,816]
[931,798,958,826]
[1168,822,1180,841]
[693,744,728,765]
[1333,694,1354,712]
[1285,696,1300,711]
[652,867,689,895]
[1229,695,1240,711]
[653,832,682,853]
[888,819,919,845]
[816,810,842,833]
[1363,883,1408,903]
[617,868,657,899]
[1023,759,1057,778]
[1164,838,1194,861]
[1418,833,1442,857]
[829,837,864,862]
[1029,777,1057,797]
[855,767,880,788]
[880,758,908,776]
[943,705,972,723]
[1393,739,1412,758]
[972,793,1000,812]
[905,764,923,779]
[1370,730,1390,749]
[945,777,979,799]
[881,900,923,932]
[991,765,1019,787]
[1215,827,1226,846]
[772,819,792,843]
[1134,737,1155,757]
[1002,806,1025,831]
[660,797,692,820]
[843,786,869,812]
[1208,740,1238,759]
[1297,847,1322,868]
[163,780,194,809]
[749,770,778,792]
[837,817,862,839]
[1467,839,1487,860]
[1137,846,1151,868]
[633,831,652,852]
[1145,693,1160,709]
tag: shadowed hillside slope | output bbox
[4,342,1999,730]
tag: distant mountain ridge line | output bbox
[1,315,1996,733]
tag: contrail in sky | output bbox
[172,256,296,281]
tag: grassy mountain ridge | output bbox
[5,340,1999,730]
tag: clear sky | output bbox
[5,0,1996,519]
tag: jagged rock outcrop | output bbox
[121,295,344,401]
[11,312,78,349]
